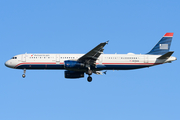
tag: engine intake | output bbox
[64,60,85,70]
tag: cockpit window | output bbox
[11,57,17,59]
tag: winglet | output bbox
[106,40,109,44]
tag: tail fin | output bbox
[147,33,173,55]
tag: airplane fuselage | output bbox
[5,33,177,82]
[5,53,176,71]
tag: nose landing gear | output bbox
[22,69,26,78]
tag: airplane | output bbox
[5,33,177,82]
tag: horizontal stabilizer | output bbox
[157,51,174,59]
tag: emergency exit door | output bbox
[56,54,60,64]
[144,55,148,63]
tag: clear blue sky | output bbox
[0,0,180,120]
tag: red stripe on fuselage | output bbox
[102,63,161,65]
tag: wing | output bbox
[78,41,109,66]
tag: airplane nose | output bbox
[5,61,8,67]
[5,60,16,68]
[5,60,13,68]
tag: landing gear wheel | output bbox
[22,74,26,78]
[87,76,92,82]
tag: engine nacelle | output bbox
[64,60,85,70]
[65,71,84,78]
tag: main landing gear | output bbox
[87,68,93,82]
[22,69,26,78]
[87,75,92,82]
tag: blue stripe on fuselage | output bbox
[16,64,65,69]
[16,64,153,70]
[96,64,151,70]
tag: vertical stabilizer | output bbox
[147,33,173,55]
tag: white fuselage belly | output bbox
[7,53,175,71]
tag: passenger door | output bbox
[22,54,26,62]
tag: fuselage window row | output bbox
[105,57,138,59]
[28,56,77,59]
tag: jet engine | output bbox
[65,70,84,78]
